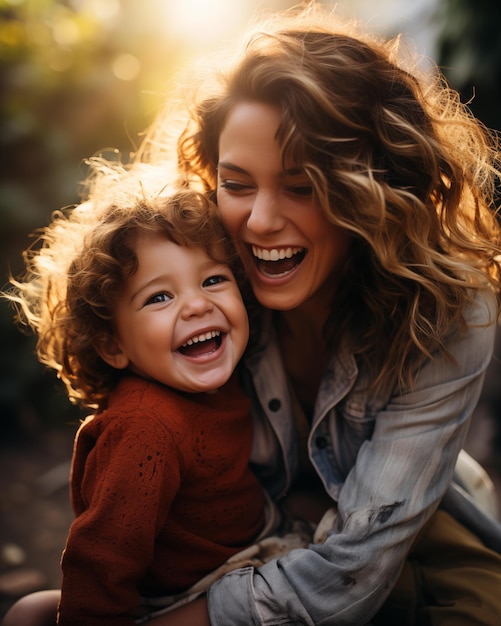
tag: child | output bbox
[2,162,272,625]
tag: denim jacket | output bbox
[208,290,501,625]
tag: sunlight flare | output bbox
[160,0,251,47]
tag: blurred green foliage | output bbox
[0,0,193,439]
[0,0,293,440]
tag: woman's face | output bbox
[217,101,351,312]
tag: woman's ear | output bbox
[95,335,129,370]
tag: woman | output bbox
[140,4,501,625]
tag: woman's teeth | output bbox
[182,330,221,347]
[252,246,304,261]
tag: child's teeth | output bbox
[183,330,220,347]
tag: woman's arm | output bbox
[207,291,501,625]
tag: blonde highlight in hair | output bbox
[143,3,501,391]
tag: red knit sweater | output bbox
[57,374,266,626]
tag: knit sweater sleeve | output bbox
[58,391,184,626]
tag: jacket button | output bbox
[315,436,328,449]
[268,398,281,412]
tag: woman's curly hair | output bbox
[5,162,246,408]
[142,3,501,391]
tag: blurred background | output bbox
[1,0,501,616]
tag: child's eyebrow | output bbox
[128,276,166,304]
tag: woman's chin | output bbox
[251,286,301,311]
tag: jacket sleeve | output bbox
[207,291,499,625]
[58,412,181,626]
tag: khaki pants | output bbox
[373,509,501,626]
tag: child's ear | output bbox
[95,336,129,370]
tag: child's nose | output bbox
[180,293,214,319]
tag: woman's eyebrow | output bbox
[217,162,248,174]
[218,161,304,177]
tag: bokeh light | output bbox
[111,52,140,81]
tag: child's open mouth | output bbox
[178,330,223,357]
[252,245,306,277]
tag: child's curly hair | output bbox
[5,161,244,408]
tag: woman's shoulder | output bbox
[463,288,498,327]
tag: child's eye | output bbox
[203,275,228,287]
[145,292,172,305]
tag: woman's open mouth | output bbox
[178,330,223,357]
[252,245,306,277]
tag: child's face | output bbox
[103,232,249,393]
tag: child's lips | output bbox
[177,330,223,357]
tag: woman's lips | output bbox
[251,245,306,277]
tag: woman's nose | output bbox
[246,191,285,235]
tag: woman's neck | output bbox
[276,302,331,417]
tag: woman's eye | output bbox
[145,292,172,305]
[203,275,228,287]
[286,184,314,197]
[219,180,252,192]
